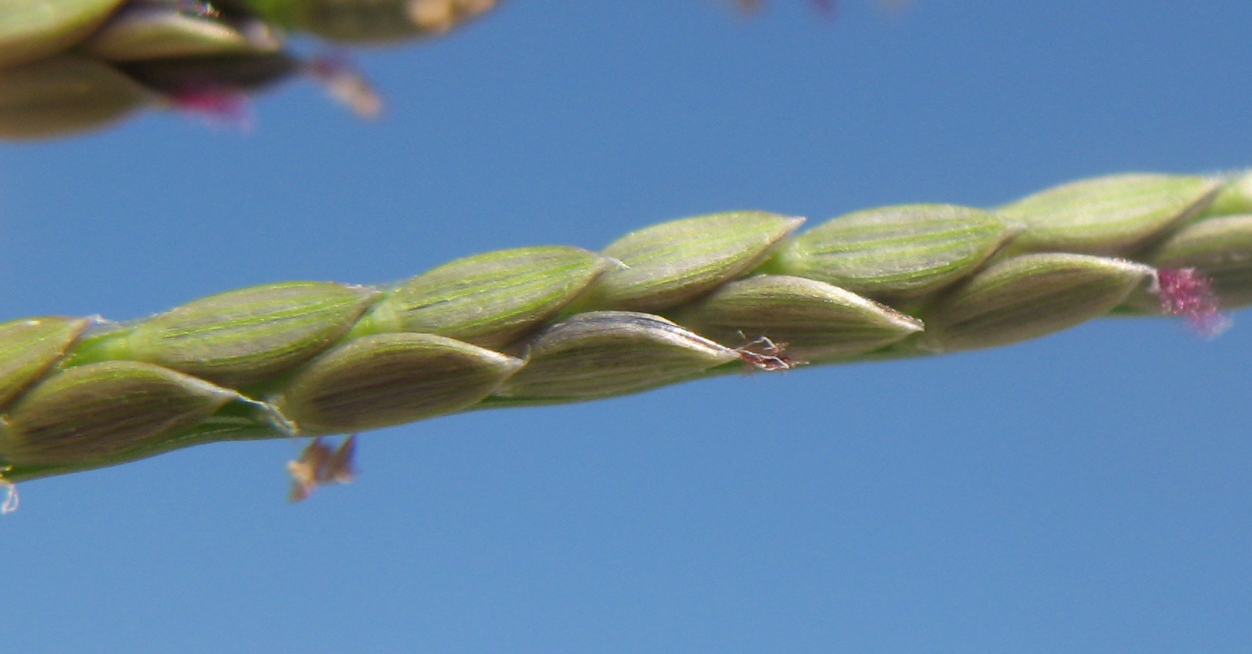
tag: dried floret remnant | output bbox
[736,336,805,372]
[287,435,357,502]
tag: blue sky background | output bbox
[3,1,1252,651]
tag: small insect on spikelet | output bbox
[735,335,805,371]
[287,435,357,502]
[1155,267,1232,338]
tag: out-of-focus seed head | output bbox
[0,0,127,71]
[235,0,497,43]
[998,174,1222,256]
[274,333,523,434]
[0,362,239,466]
[493,311,741,402]
[68,282,380,387]
[919,253,1153,352]
[78,1,284,62]
[0,317,90,411]
[581,212,804,312]
[407,0,495,34]
[163,0,221,18]
[119,51,301,95]
[0,55,153,140]
[112,51,300,128]
[769,204,1011,299]
[673,274,923,362]
[354,247,608,350]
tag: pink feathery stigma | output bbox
[308,54,383,119]
[169,87,252,129]
[1156,267,1231,337]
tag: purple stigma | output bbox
[170,88,252,129]
[1156,267,1231,337]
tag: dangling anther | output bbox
[1,480,19,515]
[287,435,358,503]
[307,53,383,119]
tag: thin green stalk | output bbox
[1,171,1249,496]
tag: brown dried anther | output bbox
[287,434,357,502]
[307,53,382,119]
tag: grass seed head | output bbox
[275,333,523,434]
[583,211,805,312]
[0,0,127,71]
[0,317,91,412]
[673,274,923,361]
[998,174,1222,256]
[0,362,239,466]
[920,254,1154,352]
[1199,170,1252,219]
[77,0,282,62]
[771,204,1012,299]
[495,312,741,402]
[0,55,152,139]
[355,247,608,349]
[68,282,380,387]
[238,0,498,43]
